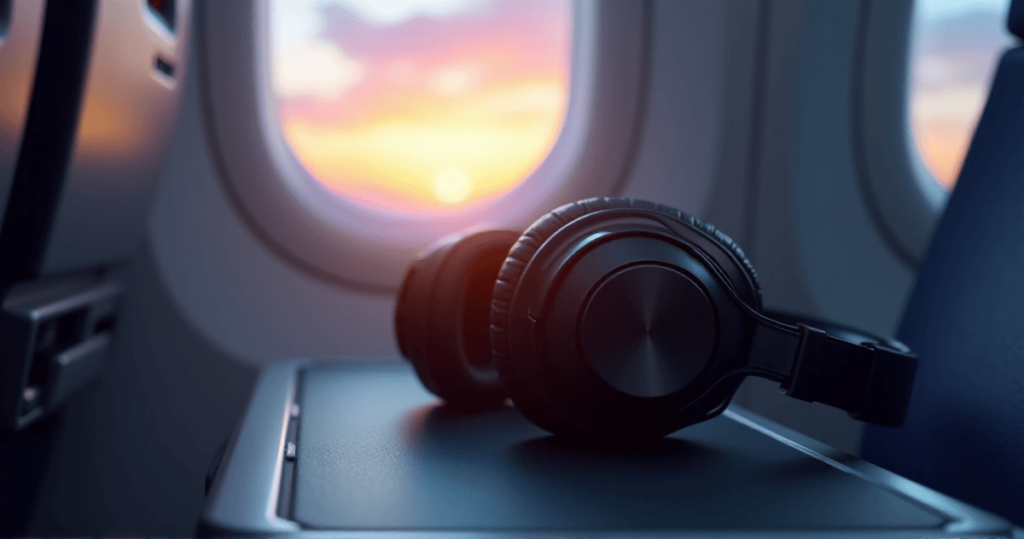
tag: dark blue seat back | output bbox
[860,20,1024,525]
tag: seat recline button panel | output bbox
[0,277,122,431]
[45,332,111,409]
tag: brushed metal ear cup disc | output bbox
[580,264,716,398]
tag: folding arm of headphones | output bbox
[747,317,916,427]
[686,240,918,428]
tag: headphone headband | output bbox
[686,242,918,427]
[516,208,918,428]
[395,197,918,439]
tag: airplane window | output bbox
[908,0,1015,189]
[268,0,573,216]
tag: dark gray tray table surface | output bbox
[201,359,1018,538]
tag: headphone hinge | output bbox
[849,342,918,427]
[780,323,828,402]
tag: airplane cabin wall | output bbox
[26,0,922,533]
[144,0,920,470]
[146,0,749,365]
[728,0,917,454]
[153,0,919,372]
[622,0,918,453]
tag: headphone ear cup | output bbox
[395,230,519,410]
[490,197,763,438]
[490,200,631,434]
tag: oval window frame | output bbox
[200,0,651,292]
[855,0,948,267]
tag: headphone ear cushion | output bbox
[490,197,762,436]
[395,230,519,410]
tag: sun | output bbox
[431,168,473,204]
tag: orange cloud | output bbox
[272,0,573,215]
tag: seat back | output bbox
[0,0,191,433]
[860,7,1024,526]
[0,0,191,287]
[0,0,47,242]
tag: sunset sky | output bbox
[269,0,572,215]
[909,0,1014,189]
[269,0,1015,216]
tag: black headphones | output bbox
[395,198,917,440]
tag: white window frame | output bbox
[200,0,650,292]
[854,0,948,267]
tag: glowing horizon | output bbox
[269,0,572,215]
[269,0,1007,206]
